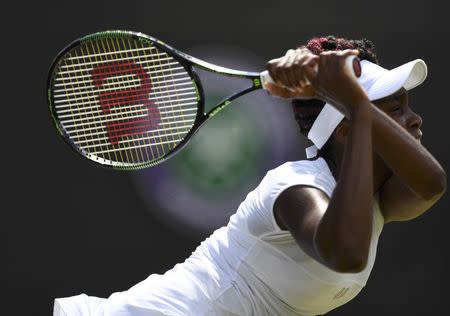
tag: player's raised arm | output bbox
[370,90,446,222]
[270,49,376,272]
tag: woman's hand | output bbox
[265,47,317,99]
[266,47,369,117]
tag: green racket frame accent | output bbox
[47,30,263,170]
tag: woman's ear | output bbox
[334,119,349,145]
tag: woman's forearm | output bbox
[315,102,374,272]
[371,104,446,200]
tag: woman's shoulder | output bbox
[261,157,336,198]
[268,157,331,177]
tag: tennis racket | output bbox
[47,30,359,170]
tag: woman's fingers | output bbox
[265,47,363,101]
[265,83,300,98]
[265,83,315,99]
[266,47,318,95]
[299,55,319,87]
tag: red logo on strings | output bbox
[91,61,160,145]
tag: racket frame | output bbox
[47,30,263,170]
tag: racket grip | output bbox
[260,55,361,91]
[260,70,275,90]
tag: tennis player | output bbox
[54,36,446,316]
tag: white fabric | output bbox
[306,59,427,157]
[305,145,318,159]
[307,104,344,153]
[54,157,384,316]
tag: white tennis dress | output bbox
[54,157,384,316]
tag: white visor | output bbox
[305,59,428,158]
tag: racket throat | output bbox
[207,85,260,118]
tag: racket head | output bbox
[47,30,205,170]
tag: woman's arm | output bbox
[274,101,374,273]
[271,49,376,272]
[370,102,446,222]
[378,174,442,223]
[314,102,374,271]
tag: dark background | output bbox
[3,1,449,315]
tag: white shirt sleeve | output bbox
[53,299,67,316]
[257,160,336,232]
[53,294,106,316]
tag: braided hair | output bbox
[292,36,379,139]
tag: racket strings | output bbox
[100,38,139,163]
[52,36,199,166]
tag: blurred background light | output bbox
[131,45,305,238]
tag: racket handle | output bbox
[260,70,275,90]
[260,55,361,91]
